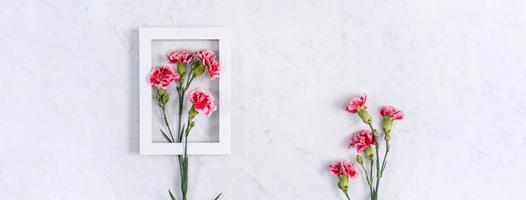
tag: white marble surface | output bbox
[1,0,526,199]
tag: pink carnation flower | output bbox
[195,49,220,79]
[207,60,221,80]
[345,94,367,113]
[329,160,358,177]
[380,106,404,120]
[349,129,375,152]
[166,49,193,64]
[189,88,217,117]
[149,65,179,89]
[195,49,216,66]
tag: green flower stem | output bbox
[175,79,187,200]
[180,112,195,200]
[174,63,196,200]
[366,121,385,200]
[359,162,373,197]
[344,191,351,200]
[177,67,195,142]
[380,140,390,177]
[184,76,195,91]
[177,91,185,142]
[171,61,210,200]
[369,159,375,200]
[181,135,188,200]
[160,105,175,142]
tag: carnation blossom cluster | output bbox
[151,49,221,90]
[329,93,404,200]
[148,48,222,200]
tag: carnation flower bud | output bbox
[357,108,371,124]
[382,117,393,134]
[338,175,349,193]
[365,146,374,160]
[356,155,364,165]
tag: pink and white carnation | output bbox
[189,88,217,117]
[195,49,217,66]
[345,94,367,113]
[207,60,220,80]
[349,129,375,152]
[380,106,404,120]
[167,49,193,64]
[149,65,179,89]
[195,49,220,79]
[329,160,358,177]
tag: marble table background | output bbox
[1,0,526,199]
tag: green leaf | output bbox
[214,193,222,200]
[192,65,206,77]
[177,63,186,76]
[160,129,173,143]
[188,106,198,119]
[169,189,177,200]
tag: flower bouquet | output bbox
[149,49,222,200]
[329,94,404,200]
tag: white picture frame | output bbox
[139,28,231,155]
